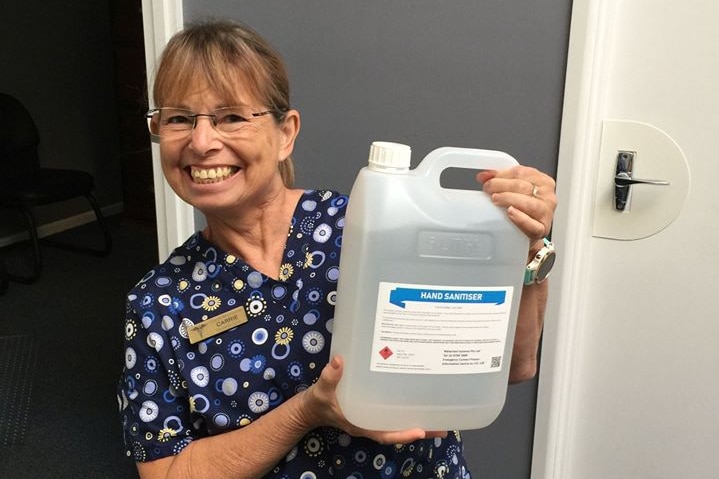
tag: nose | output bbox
[188,115,222,153]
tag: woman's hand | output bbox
[477,166,557,251]
[299,355,447,444]
[478,166,556,383]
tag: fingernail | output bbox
[330,355,340,369]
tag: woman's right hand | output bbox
[298,355,447,444]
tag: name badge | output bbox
[187,306,248,344]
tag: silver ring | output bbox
[531,184,539,198]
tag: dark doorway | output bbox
[110,0,156,225]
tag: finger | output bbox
[486,165,551,183]
[319,355,343,387]
[487,189,551,236]
[487,180,557,225]
[490,189,549,216]
[476,170,497,185]
[481,166,555,194]
[507,205,548,240]
[482,177,544,198]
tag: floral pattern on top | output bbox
[118,189,470,478]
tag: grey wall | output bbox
[183,1,571,477]
[0,2,122,234]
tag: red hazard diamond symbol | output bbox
[379,346,393,359]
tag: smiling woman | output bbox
[117,18,556,479]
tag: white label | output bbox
[369,282,513,374]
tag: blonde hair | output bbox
[153,20,295,187]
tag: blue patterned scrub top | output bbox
[118,189,471,479]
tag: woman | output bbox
[118,19,557,479]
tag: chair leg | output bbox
[85,193,112,256]
[4,206,42,284]
[43,193,112,257]
[2,196,112,284]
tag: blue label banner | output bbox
[389,287,506,308]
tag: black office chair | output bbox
[0,92,112,284]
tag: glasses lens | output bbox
[147,109,193,136]
[213,107,255,134]
[161,109,194,131]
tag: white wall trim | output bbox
[141,0,191,261]
[531,1,616,478]
[0,202,123,248]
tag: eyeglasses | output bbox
[146,106,282,138]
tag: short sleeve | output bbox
[117,299,195,462]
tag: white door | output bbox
[533,1,719,478]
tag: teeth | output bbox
[190,166,238,183]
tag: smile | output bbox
[190,166,239,184]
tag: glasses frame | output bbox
[146,106,282,138]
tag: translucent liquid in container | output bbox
[330,142,528,431]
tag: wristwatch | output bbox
[524,238,556,285]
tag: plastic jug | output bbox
[330,141,529,431]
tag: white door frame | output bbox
[532,0,616,477]
[141,0,192,261]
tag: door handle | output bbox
[614,150,669,211]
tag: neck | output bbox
[202,188,303,279]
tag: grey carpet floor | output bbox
[0,335,37,447]
[0,215,157,479]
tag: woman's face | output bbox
[158,83,299,217]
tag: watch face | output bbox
[538,252,556,281]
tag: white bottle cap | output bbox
[368,141,411,172]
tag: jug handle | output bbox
[414,147,519,185]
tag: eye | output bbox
[217,112,250,124]
[164,113,193,126]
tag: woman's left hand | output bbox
[477,166,557,249]
[478,165,557,383]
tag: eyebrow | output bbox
[163,103,255,111]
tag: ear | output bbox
[277,109,301,161]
